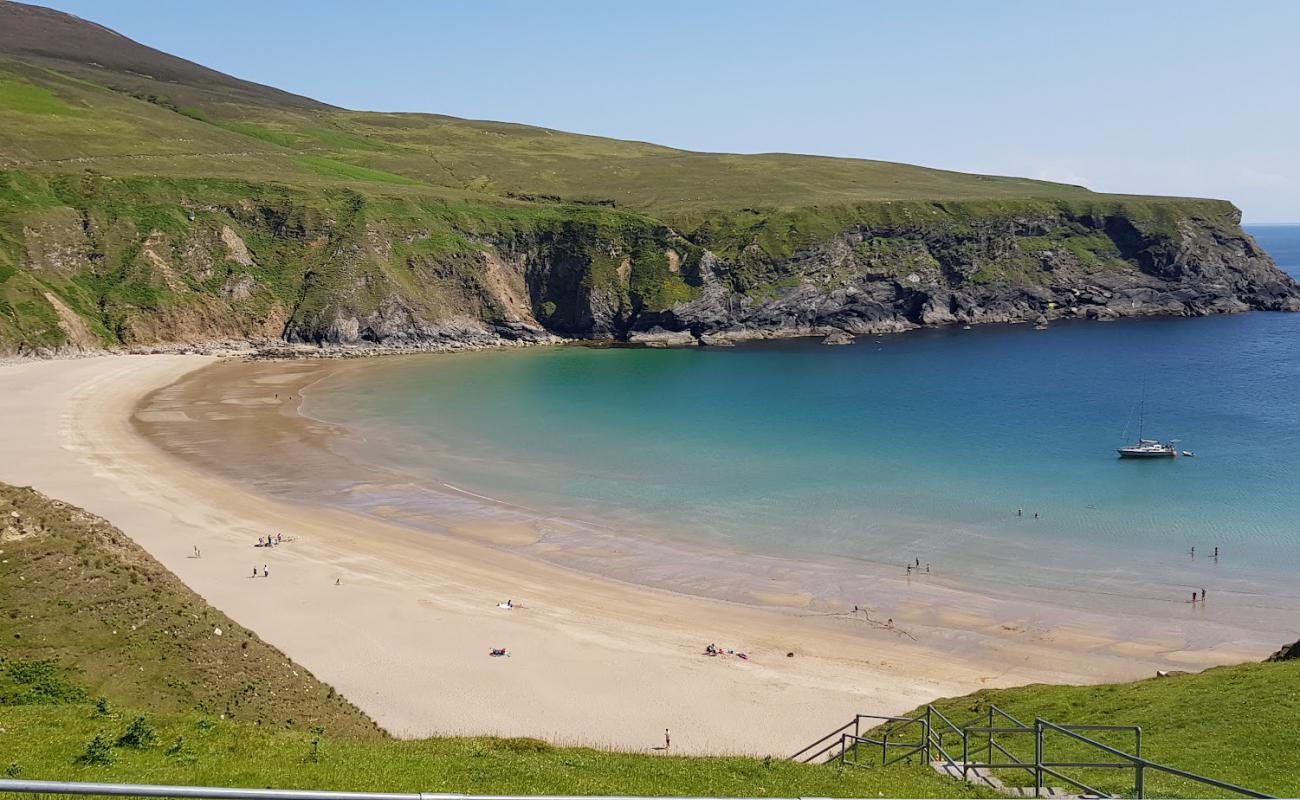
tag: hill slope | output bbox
[0,482,383,738]
[0,1,1297,354]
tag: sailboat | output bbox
[1117,384,1177,459]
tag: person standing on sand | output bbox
[1191,591,1197,603]
[263,564,269,578]
[1017,508,1023,517]
[664,728,670,751]
[252,566,257,578]
[1201,588,1206,601]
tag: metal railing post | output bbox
[924,706,932,763]
[986,706,993,766]
[961,727,969,780]
[1135,725,1144,798]
[1034,719,1044,798]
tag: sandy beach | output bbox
[0,354,1277,755]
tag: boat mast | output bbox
[1137,378,1146,441]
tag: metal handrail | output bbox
[789,714,922,764]
[793,707,1273,799]
[0,780,877,800]
[989,704,1030,730]
[838,733,927,769]
[1037,719,1273,799]
[925,705,968,778]
[787,718,857,763]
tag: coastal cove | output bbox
[131,228,1300,687]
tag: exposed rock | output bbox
[1266,639,1300,662]
[821,330,854,346]
[220,225,255,266]
[627,327,698,348]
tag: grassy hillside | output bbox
[878,659,1300,798]
[0,480,990,797]
[0,483,383,738]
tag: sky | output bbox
[33,0,1300,221]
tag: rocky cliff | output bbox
[3,172,1295,356]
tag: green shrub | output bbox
[75,734,114,766]
[117,716,157,749]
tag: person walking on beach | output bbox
[1190,546,1196,558]
[1201,588,1206,601]
[925,563,931,574]
[1191,591,1197,603]
[252,566,258,578]
[664,728,671,751]
[906,564,912,575]
[262,564,269,578]
[193,545,201,559]
[1213,546,1219,559]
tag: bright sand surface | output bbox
[0,355,1271,755]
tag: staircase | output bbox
[789,704,1273,799]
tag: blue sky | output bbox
[37,0,1300,220]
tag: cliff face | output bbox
[1,174,1296,356]
[627,204,1300,344]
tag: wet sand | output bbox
[0,354,1285,755]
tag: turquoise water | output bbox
[307,226,1300,604]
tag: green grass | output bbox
[297,155,420,185]
[0,705,996,797]
[876,658,1300,798]
[0,75,84,116]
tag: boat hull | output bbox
[1117,449,1177,459]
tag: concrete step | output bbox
[929,761,1097,798]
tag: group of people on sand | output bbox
[255,533,286,548]
[704,642,749,660]
[905,557,930,575]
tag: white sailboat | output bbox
[1118,385,1177,459]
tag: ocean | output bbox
[299,225,1300,625]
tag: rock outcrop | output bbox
[1267,639,1300,662]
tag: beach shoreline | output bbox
[0,354,1284,755]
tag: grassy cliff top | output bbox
[0,2,1232,230]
